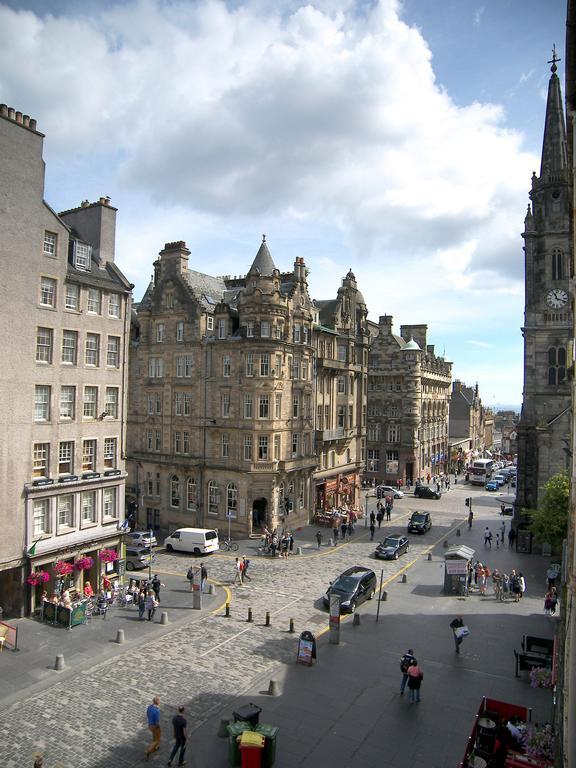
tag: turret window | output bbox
[547,346,566,385]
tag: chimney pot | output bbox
[0,104,8,116]
[8,107,15,120]
[29,118,37,130]
[22,114,30,127]
[15,111,22,124]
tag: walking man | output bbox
[145,695,161,759]
[450,616,467,654]
[467,510,473,529]
[151,574,164,603]
[315,530,323,549]
[145,590,158,621]
[399,648,417,695]
[167,705,187,767]
[369,521,375,541]
[201,564,208,593]
[484,527,492,548]
[242,556,252,581]
[234,557,243,585]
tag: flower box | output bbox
[75,556,94,571]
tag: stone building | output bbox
[448,380,491,468]
[365,316,452,486]
[516,55,573,513]
[0,105,132,616]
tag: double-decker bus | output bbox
[468,458,494,485]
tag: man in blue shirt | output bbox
[145,695,161,760]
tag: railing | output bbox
[316,428,345,441]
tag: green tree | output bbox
[528,473,570,549]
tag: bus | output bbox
[468,458,494,486]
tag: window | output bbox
[187,478,197,510]
[245,352,254,377]
[367,449,380,472]
[33,498,49,535]
[60,384,76,421]
[221,433,229,458]
[261,321,271,338]
[104,438,117,468]
[105,387,119,418]
[155,430,162,451]
[83,386,98,418]
[58,495,73,529]
[259,395,269,419]
[227,483,238,517]
[223,355,231,377]
[156,323,165,343]
[146,472,154,496]
[207,316,214,331]
[34,385,51,421]
[338,344,347,362]
[103,487,117,519]
[337,405,345,428]
[85,333,100,366]
[82,440,96,471]
[58,441,74,474]
[274,434,281,460]
[303,432,310,456]
[40,277,56,307]
[61,330,78,364]
[218,319,226,339]
[292,394,299,418]
[174,430,181,453]
[87,288,101,314]
[146,431,153,450]
[147,393,162,415]
[155,473,161,495]
[388,424,400,442]
[107,336,120,367]
[304,395,311,419]
[260,353,270,376]
[552,249,564,281]
[244,394,253,419]
[81,491,96,523]
[246,321,254,338]
[170,475,180,507]
[291,357,299,379]
[109,293,121,318]
[176,321,184,341]
[275,394,282,419]
[43,231,57,256]
[317,404,323,429]
[65,283,80,310]
[275,354,282,377]
[148,357,164,378]
[33,443,49,478]
[165,293,174,309]
[548,346,567,385]
[183,431,190,453]
[292,433,299,457]
[74,241,92,270]
[258,435,269,461]
[244,435,253,461]
[208,480,219,515]
[36,327,53,363]
[293,323,301,342]
[303,325,309,344]
[348,405,353,426]
[222,392,230,417]
[337,376,346,394]
[175,355,192,377]
[301,358,308,380]
[175,392,191,416]
[368,423,381,441]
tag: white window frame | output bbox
[103,487,117,519]
[87,288,102,314]
[43,231,57,257]
[33,443,50,478]
[83,386,98,418]
[60,386,76,420]
[74,241,92,271]
[33,498,50,535]
[81,491,96,523]
[107,336,120,367]
[104,438,117,468]
[40,277,56,308]
[65,283,80,310]
[108,293,121,318]
[58,441,74,474]
[176,321,184,342]
[61,330,78,364]
[243,435,253,461]
[36,327,53,363]
[221,433,229,458]
[34,385,51,421]
[85,333,100,366]
[57,495,74,529]
[105,387,118,418]
[82,439,97,471]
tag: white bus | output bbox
[468,458,494,485]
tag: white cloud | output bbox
[466,340,492,348]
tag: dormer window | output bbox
[73,241,92,271]
[218,319,226,339]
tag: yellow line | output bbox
[153,570,233,615]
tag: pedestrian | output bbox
[467,511,473,529]
[399,648,417,695]
[376,509,383,528]
[501,573,510,601]
[549,587,558,615]
[450,615,467,653]
[167,705,187,767]
[474,560,483,586]
[544,589,553,616]
[518,572,526,599]
[201,564,208,592]
[406,659,423,703]
[332,525,338,543]
[369,510,376,526]
[271,532,278,556]
[385,503,392,521]
[484,527,492,548]
[492,569,502,600]
[315,530,323,549]
[500,520,506,540]
[281,534,289,558]
[478,565,487,596]
[151,574,164,603]
[288,532,294,554]
[495,532,500,549]
[234,557,243,585]
[369,522,375,541]
[145,590,158,621]
[340,520,347,539]
[242,556,251,581]
[145,695,161,759]
[546,566,558,590]
[511,570,521,602]
[508,527,516,548]
[186,565,195,592]
[138,589,146,620]
[347,521,353,539]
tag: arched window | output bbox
[208,480,219,516]
[227,483,238,518]
[186,478,197,511]
[548,346,566,385]
[552,249,564,281]
[170,475,180,507]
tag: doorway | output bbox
[252,498,268,529]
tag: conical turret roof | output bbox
[248,235,276,277]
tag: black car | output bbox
[414,486,441,500]
[408,511,432,534]
[322,566,377,613]
[375,535,410,560]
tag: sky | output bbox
[0,0,568,407]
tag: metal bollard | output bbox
[54,654,65,671]
[225,603,230,617]
[268,679,280,696]
[380,590,388,601]
[297,546,302,555]
[208,583,215,595]
[247,607,253,623]
[289,618,295,633]
[115,629,125,644]
[353,613,361,626]
[265,611,271,627]
[456,528,461,537]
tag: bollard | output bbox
[247,607,253,623]
[427,553,433,561]
[401,573,407,583]
[268,679,280,696]
[217,718,230,738]
[456,528,461,537]
[160,612,169,625]
[208,583,215,595]
[54,653,65,671]
[115,629,125,644]
[297,546,302,555]
[289,618,295,633]
[353,613,361,626]
[265,611,271,627]
[380,590,388,601]
[225,603,230,617]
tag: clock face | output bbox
[546,288,568,309]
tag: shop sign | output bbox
[445,560,468,575]
[297,630,316,665]
[118,559,126,576]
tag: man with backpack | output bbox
[399,648,417,695]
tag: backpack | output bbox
[400,655,412,673]
[186,567,194,581]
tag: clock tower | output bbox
[516,51,572,514]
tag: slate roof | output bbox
[249,236,277,276]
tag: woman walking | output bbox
[406,659,423,704]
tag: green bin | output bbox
[227,722,253,767]
[254,723,280,768]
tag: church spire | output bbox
[540,46,568,176]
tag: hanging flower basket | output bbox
[98,548,118,563]
[53,561,75,577]
[529,666,553,688]
[75,556,94,571]
[27,570,50,586]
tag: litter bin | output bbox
[233,703,262,727]
[239,731,265,768]
[227,722,253,767]
[254,723,279,768]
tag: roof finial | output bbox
[548,44,560,74]
[262,233,266,243]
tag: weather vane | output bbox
[548,44,560,73]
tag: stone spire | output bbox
[540,47,568,176]
[248,234,277,277]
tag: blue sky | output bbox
[0,0,567,406]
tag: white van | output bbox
[163,527,219,555]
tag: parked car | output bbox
[125,546,156,571]
[376,485,404,499]
[127,531,158,548]
[375,535,410,560]
[407,511,432,534]
[164,528,220,554]
[322,566,377,613]
[414,486,441,500]
[485,480,499,491]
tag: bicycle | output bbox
[219,538,239,552]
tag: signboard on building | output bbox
[386,460,398,474]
